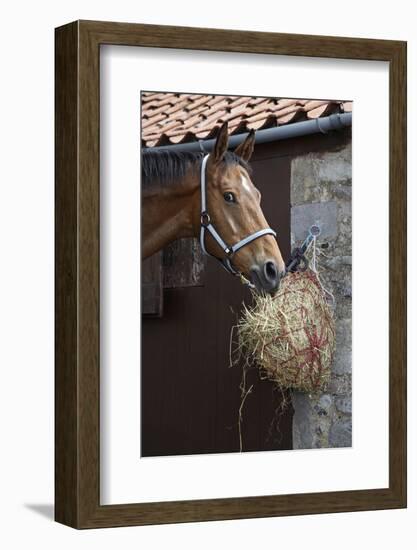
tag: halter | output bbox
[199,154,277,277]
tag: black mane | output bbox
[141,148,251,188]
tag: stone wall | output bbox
[290,140,352,449]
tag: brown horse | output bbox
[141,122,286,293]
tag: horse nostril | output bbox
[264,261,278,283]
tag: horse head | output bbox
[202,122,286,294]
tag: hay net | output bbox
[236,269,336,394]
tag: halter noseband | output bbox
[199,154,277,277]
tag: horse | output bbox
[141,122,286,294]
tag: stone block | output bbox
[292,392,334,449]
[329,417,352,447]
[291,201,338,243]
[316,148,352,182]
[292,392,314,449]
[327,374,351,395]
[326,256,352,270]
[335,396,352,414]
[332,349,352,375]
[291,144,352,206]
[335,318,352,351]
[313,394,333,418]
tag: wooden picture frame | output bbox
[55,20,407,528]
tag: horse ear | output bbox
[212,122,229,163]
[234,129,255,162]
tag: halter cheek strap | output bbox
[199,154,277,276]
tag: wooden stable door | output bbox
[141,151,292,456]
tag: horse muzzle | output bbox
[250,261,284,294]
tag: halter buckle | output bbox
[201,211,211,227]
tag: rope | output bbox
[307,234,335,305]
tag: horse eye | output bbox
[223,192,236,203]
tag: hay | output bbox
[236,270,336,394]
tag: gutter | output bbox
[149,113,352,153]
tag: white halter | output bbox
[199,154,277,276]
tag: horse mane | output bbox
[141,148,252,189]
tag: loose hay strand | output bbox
[238,382,253,453]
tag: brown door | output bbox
[141,150,292,456]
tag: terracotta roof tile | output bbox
[303,100,328,110]
[247,115,277,130]
[170,131,196,144]
[154,119,183,134]
[165,99,190,115]
[142,113,166,129]
[277,110,305,125]
[206,95,227,106]
[195,109,229,130]
[141,92,351,147]
[306,102,339,119]
[143,93,176,109]
[244,110,275,125]
[247,97,268,106]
